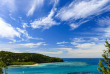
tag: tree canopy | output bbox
[98,40,110,74]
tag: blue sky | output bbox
[0,0,110,58]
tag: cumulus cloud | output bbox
[31,0,59,29]
[27,0,44,16]
[0,17,20,38]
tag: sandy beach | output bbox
[9,63,39,67]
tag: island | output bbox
[0,51,64,66]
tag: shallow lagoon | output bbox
[7,58,101,74]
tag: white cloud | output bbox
[72,38,85,43]
[19,42,46,48]
[56,0,110,30]
[0,42,47,52]
[37,51,62,54]
[0,0,16,12]
[17,28,25,34]
[56,0,109,21]
[58,45,66,47]
[97,17,110,37]
[2,42,46,48]
[70,23,79,30]
[27,0,44,16]
[70,20,89,30]
[75,42,95,49]
[16,27,30,40]
[58,43,105,58]
[104,27,110,37]
[71,37,102,45]
[71,38,85,45]
[16,28,43,41]
[9,14,16,21]
[70,38,96,49]
[97,27,110,37]
[0,48,21,53]
[31,0,59,29]
[0,17,20,38]
[57,41,68,44]
[71,37,103,48]
[22,23,29,28]
[92,37,99,41]
[98,17,110,26]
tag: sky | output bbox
[0,0,110,58]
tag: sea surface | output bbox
[7,58,102,74]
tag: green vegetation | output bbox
[98,40,110,74]
[0,51,63,73]
[0,51,63,64]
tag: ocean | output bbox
[7,58,102,74]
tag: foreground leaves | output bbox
[98,40,110,74]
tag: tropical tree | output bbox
[0,51,11,74]
[98,40,110,74]
[0,61,4,74]
[0,60,7,74]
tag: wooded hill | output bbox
[0,51,63,65]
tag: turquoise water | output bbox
[7,58,101,74]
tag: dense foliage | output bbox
[0,51,63,65]
[98,40,110,74]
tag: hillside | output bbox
[0,51,63,65]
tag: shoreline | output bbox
[9,63,39,67]
[9,62,64,67]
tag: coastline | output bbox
[9,63,39,67]
[9,62,64,67]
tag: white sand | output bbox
[10,63,39,67]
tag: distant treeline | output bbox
[0,51,63,65]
